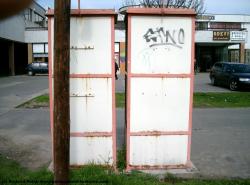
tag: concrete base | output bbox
[139,162,199,179]
[48,161,54,173]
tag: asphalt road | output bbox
[117,108,250,178]
[0,75,48,115]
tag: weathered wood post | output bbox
[53,0,71,183]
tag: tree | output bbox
[122,0,205,14]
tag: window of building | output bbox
[229,50,240,62]
[24,8,32,21]
[33,44,45,54]
[210,22,241,30]
[34,13,44,26]
[195,22,208,30]
[245,50,250,64]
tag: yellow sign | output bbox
[213,31,230,41]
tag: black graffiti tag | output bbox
[143,27,185,49]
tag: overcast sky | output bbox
[36,0,250,14]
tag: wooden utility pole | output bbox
[54,0,71,184]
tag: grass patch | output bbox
[0,154,53,184]
[18,92,250,109]
[117,147,126,171]
[116,93,125,108]
[16,94,49,108]
[194,92,250,108]
[116,92,250,108]
[1,154,250,185]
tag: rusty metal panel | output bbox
[131,16,192,74]
[70,78,112,133]
[130,136,188,165]
[70,17,112,74]
[126,11,195,170]
[70,137,113,165]
[48,14,116,167]
[50,17,112,75]
[130,78,190,132]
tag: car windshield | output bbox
[232,64,250,73]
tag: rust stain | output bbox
[129,164,186,170]
[71,164,114,169]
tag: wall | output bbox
[0,14,25,42]
[242,23,250,49]
[25,30,48,43]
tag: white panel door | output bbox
[131,16,192,74]
[127,14,194,170]
[49,15,115,167]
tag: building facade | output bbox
[0,1,48,76]
[195,14,250,72]
[1,6,250,76]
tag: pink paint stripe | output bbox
[130,131,190,136]
[130,74,192,78]
[126,15,132,171]
[126,8,196,16]
[187,17,195,162]
[47,9,116,16]
[111,16,117,169]
[70,132,112,137]
[70,74,112,78]
[128,164,190,170]
[48,17,54,162]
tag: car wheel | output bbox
[229,79,238,91]
[211,77,217,86]
[28,71,34,76]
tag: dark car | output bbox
[210,62,250,91]
[27,61,48,76]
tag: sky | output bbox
[37,0,250,14]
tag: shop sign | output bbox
[196,15,215,20]
[231,31,247,41]
[213,31,230,41]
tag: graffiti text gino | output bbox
[143,27,185,49]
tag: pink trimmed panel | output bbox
[128,164,189,170]
[111,16,117,168]
[126,9,196,171]
[48,17,54,162]
[126,15,132,172]
[187,17,195,162]
[47,9,116,17]
[126,8,196,16]
[130,131,190,136]
[129,74,192,78]
[70,74,113,78]
[71,132,112,137]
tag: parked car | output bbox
[27,61,48,76]
[210,62,250,91]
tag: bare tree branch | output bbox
[122,0,205,13]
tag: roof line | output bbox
[32,0,46,12]
[200,13,250,16]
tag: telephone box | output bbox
[125,8,196,170]
[47,9,116,167]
